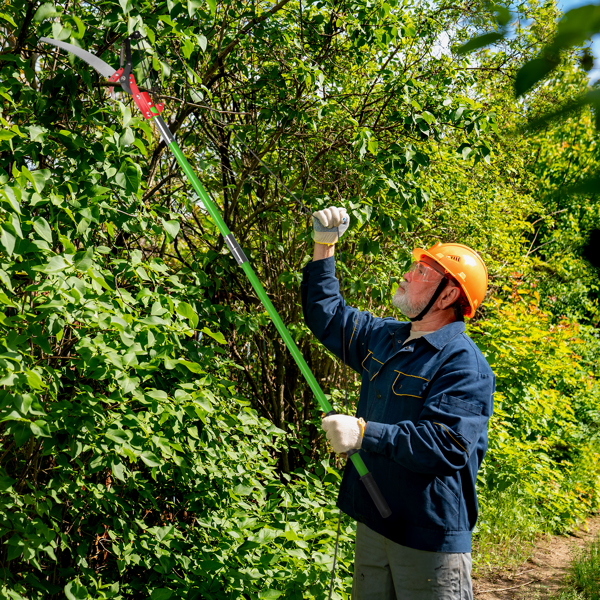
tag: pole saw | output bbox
[40,33,391,519]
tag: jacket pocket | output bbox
[362,350,384,381]
[387,371,429,423]
[438,394,484,443]
[404,475,460,531]
[391,371,428,399]
[428,477,459,530]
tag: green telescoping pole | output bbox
[153,116,391,519]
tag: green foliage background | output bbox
[0,0,599,597]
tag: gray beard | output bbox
[392,287,431,319]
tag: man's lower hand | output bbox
[322,414,365,454]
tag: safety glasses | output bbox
[407,261,446,283]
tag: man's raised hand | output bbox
[312,206,350,245]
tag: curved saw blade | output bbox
[40,37,117,79]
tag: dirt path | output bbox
[473,514,600,599]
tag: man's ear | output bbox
[438,285,461,310]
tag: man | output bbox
[301,206,495,599]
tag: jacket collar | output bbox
[385,319,465,350]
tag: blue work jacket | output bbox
[301,257,495,553]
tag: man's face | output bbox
[392,258,445,318]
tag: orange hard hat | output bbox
[412,242,488,318]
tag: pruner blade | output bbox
[40,38,118,79]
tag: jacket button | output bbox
[377,392,382,399]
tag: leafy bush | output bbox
[0,165,358,598]
[471,293,600,570]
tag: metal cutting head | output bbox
[40,37,118,79]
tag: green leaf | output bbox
[259,591,283,600]
[521,90,600,132]
[34,2,60,22]
[74,247,94,271]
[30,420,51,438]
[161,218,180,241]
[456,31,504,55]
[233,484,254,495]
[153,525,174,542]
[23,168,50,193]
[556,174,600,198]
[176,301,199,329]
[0,268,13,291]
[120,127,135,147]
[0,131,16,141]
[28,125,46,142]
[256,527,280,544]
[25,370,45,391]
[0,476,16,492]
[12,422,31,447]
[64,581,89,600]
[182,37,194,60]
[42,256,70,273]
[115,164,141,193]
[202,327,226,344]
[515,56,560,97]
[206,0,216,15]
[0,12,17,28]
[552,4,600,51]
[112,461,127,482]
[494,5,511,27]
[14,394,33,416]
[106,429,132,445]
[51,22,72,41]
[136,265,150,280]
[140,451,162,467]
[11,214,22,239]
[188,0,204,17]
[1,187,21,214]
[0,224,16,256]
[33,217,53,244]
[150,590,173,600]
[119,0,133,13]
[176,360,205,373]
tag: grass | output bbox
[472,486,550,575]
[562,533,600,600]
[523,531,600,600]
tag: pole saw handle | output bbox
[324,412,392,519]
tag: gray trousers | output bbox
[352,523,473,600]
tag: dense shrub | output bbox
[472,294,600,570]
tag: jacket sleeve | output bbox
[301,257,381,374]
[361,353,495,474]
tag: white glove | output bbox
[312,206,350,245]
[322,414,365,454]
